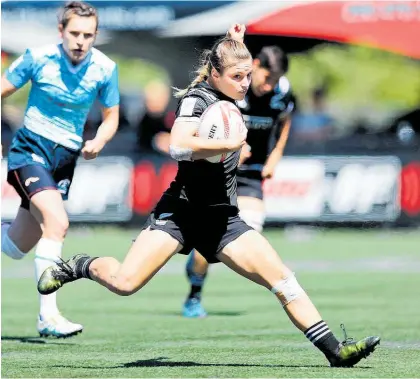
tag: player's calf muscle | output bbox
[89,258,143,296]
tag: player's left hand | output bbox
[261,163,275,179]
[239,143,251,166]
[82,138,106,160]
[227,23,246,42]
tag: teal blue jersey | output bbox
[6,44,119,151]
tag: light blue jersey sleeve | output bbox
[6,49,34,89]
[98,66,120,108]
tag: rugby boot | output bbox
[328,324,380,367]
[183,297,207,318]
[38,254,90,295]
[38,313,83,338]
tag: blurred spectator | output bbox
[136,80,173,155]
[291,86,334,142]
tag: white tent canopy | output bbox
[158,0,307,38]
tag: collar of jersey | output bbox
[58,43,93,74]
[196,81,236,104]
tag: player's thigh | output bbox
[7,164,67,229]
[117,228,184,292]
[117,196,191,291]
[216,230,291,289]
[30,190,69,233]
[7,207,42,252]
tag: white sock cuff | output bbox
[1,225,26,260]
[35,238,63,261]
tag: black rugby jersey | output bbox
[164,81,241,209]
[237,76,295,168]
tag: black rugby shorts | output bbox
[142,195,253,263]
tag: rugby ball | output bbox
[198,101,246,163]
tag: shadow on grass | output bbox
[1,336,77,345]
[48,356,372,370]
[121,356,328,369]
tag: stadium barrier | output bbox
[2,153,420,226]
[1,156,134,223]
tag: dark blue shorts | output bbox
[236,169,264,200]
[7,128,79,209]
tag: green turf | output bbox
[2,228,420,378]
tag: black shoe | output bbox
[328,324,380,367]
[37,254,90,295]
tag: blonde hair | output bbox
[174,37,252,98]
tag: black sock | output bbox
[74,256,99,280]
[304,320,341,358]
[188,285,202,301]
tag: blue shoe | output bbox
[183,298,207,318]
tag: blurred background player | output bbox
[1,1,120,337]
[183,44,295,318]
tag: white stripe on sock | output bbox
[312,329,331,343]
[309,325,329,341]
[305,321,326,336]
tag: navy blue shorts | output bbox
[237,169,264,200]
[142,196,253,264]
[7,128,79,210]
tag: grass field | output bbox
[2,227,420,378]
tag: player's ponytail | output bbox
[174,49,211,98]
[174,37,251,98]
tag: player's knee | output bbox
[42,215,69,240]
[239,210,264,232]
[271,274,305,307]
[115,285,137,296]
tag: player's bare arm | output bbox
[82,105,119,160]
[1,75,19,99]
[170,118,246,161]
[262,115,292,179]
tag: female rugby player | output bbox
[183,38,295,318]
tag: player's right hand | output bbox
[226,130,247,152]
[227,23,246,42]
[81,138,106,160]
